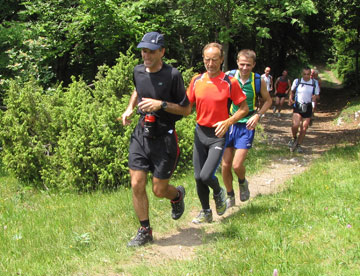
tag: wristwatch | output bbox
[161,101,168,110]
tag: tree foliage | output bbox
[330,0,360,90]
[1,0,338,87]
[0,0,359,191]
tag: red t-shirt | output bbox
[187,72,246,127]
[276,77,289,94]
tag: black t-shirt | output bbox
[133,63,189,127]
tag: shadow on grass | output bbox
[152,203,281,246]
[224,203,279,222]
[203,204,280,241]
[322,142,360,160]
[154,227,204,247]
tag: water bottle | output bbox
[144,114,156,138]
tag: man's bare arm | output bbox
[119,90,138,126]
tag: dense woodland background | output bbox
[1,0,359,91]
[0,0,359,191]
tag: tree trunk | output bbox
[223,41,229,72]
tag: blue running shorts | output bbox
[225,123,255,149]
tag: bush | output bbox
[171,66,197,178]
[0,80,64,187]
[0,51,138,191]
[0,51,196,192]
[40,77,133,192]
[173,112,196,178]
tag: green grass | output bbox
[0,127,288,276]
[1,110,359,275]
[193,144,360,276]
[336,98,360,123]
[2,142,359,275]
[121,143,360,276]
[320,70,342,89]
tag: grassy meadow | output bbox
[0,131,288,276]
[1,81,360,275]
[1,133,359,275]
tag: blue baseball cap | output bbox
[137,32,165,50]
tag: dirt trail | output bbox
[122,71,360,267]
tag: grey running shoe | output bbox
[288,138,297,148]
[288,138,297,152]
[192,209,213,224]
[239,179,250,202]
[213,188,227,215]
[296,144,304,153]
[127,227,153,247]
[273,106,276,114]
[277,112,281,118]
[171,185,185,220]
[226,195,235,208]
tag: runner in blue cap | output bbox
[121,32,191,247]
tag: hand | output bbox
[138,98,161,113]
[246,114,259,130]
[120,108,133,126]
[213,120,230,138]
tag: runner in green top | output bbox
[229,71,259,123]
[222,49,272,207]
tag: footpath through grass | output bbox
[183,143,360,276]
[1,83,359,275]
[0,134,286,276]
[1,140,360,275]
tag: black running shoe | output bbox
[127,227,153,247]
[213,187,227,215]
[171,186,185,220]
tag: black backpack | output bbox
[294,78,316,95]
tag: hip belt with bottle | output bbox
[296,102,312,113]
[142,114,173,138]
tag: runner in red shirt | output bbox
[187,43,248,224]
[273,69,291,117]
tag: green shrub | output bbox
[0,51,138,192]
[0,51,196,192]
[42,51,139,192]
[40,77,132,192]
[171,67,196,178]
[0,80,64,187]
[173,112,196,178]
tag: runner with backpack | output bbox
[222,49,272,207]
[273,70,291,117]
[288,67,320,153]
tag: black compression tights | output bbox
[193,125,225,210]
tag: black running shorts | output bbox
[128,123,180,179]
[275,93,287,98]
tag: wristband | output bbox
[257,112,262,121]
